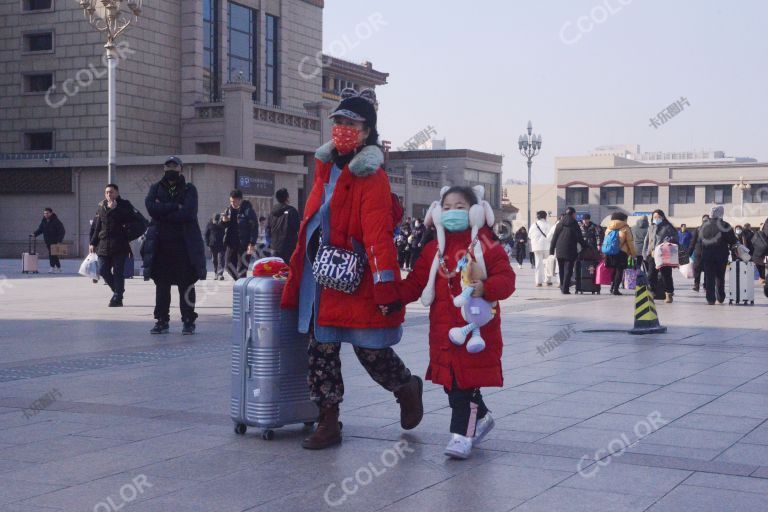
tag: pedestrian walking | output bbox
[392,185,516,459]
[697,206,738,305]
[89,183,141,306]
[220,189,259,280]
[409,219,425,268]
[280,88,422,450]
[643,209,678,303]
[204,213,226,280]
[266,188,300,264]
[550,207,587,295]
[689,214,709,292]
[143,156,207,335]
[514,227,528,269]
[580,213,604,255]
[529,211,552,287]
[32,207,65,273]
[603,212,637,296]
[678,223,693,256]
[631,216,649,270]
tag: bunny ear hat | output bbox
[420,186,495,306]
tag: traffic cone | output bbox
[629,269,667,335]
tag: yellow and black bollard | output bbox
[629,269,667,335]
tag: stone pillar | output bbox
[404,164,414,218]
[222,82,257,160]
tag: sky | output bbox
[322,0,768,184]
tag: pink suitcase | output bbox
[22,235,39,274]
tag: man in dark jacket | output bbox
[689,214,709,291]
[90,183,139,306]
[267,188,299,264]
[631,216,649,269]
[550,207,587,294]
[32,207,65,273]
[204,213,226,280]
[580,213,604,255]
[220,189,259,279]
[143,156,207,335]
[698,206,738,305]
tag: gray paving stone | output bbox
[558,462,691,497]
[641,426,744,450]
[670,413,766,434]
[685,471,768,494]
[647,485,768,512]
[717,443,768,466]
[511,486,657,512]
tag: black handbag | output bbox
[312,200,367,294]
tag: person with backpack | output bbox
[204,213,226,280]
[267,188,300,264]
[697,206,738,305]
[603,212,636,296]
[90,183,144,307]
[529,211,552,287]
[642,209,678,303]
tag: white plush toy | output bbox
[420,185,496,353]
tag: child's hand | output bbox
[470,280,484,297]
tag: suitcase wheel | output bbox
[262,429,275,441]
[234,423,247,435]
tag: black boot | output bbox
[150,320,169,334]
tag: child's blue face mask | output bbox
[442,209,469,232]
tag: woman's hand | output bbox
[377,301,402,316]
[470,280,484,298]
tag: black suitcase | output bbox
[576,260,601,294]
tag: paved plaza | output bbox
[0,259,767,511]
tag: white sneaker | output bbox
[444,433,473,459]
[48,268,55,274]
[518,264,523,269]
[473,414,495,445]
[55,268,62,273]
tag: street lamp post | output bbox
[78,0,142,184]
[518,121,542,229]
[733,176,751,217]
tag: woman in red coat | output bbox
[281,88,423,450]
[389,185,516,459]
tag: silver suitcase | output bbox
[728,260,755,305]
[231,275,317,440]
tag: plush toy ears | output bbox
[472,185,485,203]
[424,200,441,227]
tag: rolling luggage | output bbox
[728,260,755,305]
[231,273,317,440]
[576,260,601,294]
[22,235,39,274]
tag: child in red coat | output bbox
[384,185,516,459]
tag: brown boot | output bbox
[394,376,424,430]
[301,404,341,450]
[665,293,673,303]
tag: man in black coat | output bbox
[688,214,709,292]
[220,189,259,279]
[32,207,66,273]
[266,188,300,264]
[698,206,738,305]
[550,207,587,295]
[90,183,139,306]
[143,156,207,335]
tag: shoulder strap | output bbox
[535,222,547,237]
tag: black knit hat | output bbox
[329,88,377,128]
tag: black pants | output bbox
[446,384,489,436]
[98,254,127,299]
[46,244,60,268]
[153,278,198,323]
[307,334,410,407]
[694,263,704,287]
[648,258,674,294]
[703,260,727,303]
[515,244,526,265]
[610,265,627,293]
[225,246,249,280]
[211,248,226,277]
[558,258,575,293]
[529,252,535,267]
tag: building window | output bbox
[228,2,257,100]
[195,142,221,155]
[670,185,695,204]
[22,73,53,93]
[203,0,220,101]
[747,184,768,203]
[22,31,54,53]
[634,186,658,205]
[565,187,589,206]
[265,14,279,106]
[705,185,732,204]
[22,0,53,11]
[24,131,54,151]
[599,186,624,205]
[464,170,500,208]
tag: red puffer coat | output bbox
[281,143,404,329]
[397,227,516,389]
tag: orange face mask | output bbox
[332,124,361,155]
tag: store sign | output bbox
[236,170,274,197]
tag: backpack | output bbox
[602,229,621,256]
[753,230,768,260]
[125,207,149,242]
